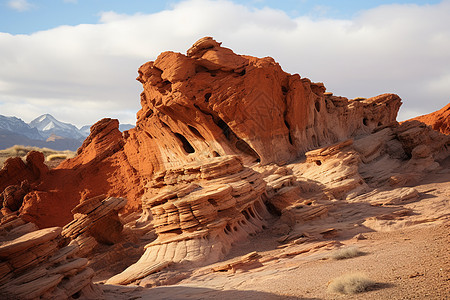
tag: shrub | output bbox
[46,154,69,161]
[328,273,376,294]
[331,246,364,260]
[0,145,75,161]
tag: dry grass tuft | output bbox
[0,145,76,167]
[328,273,376,294]
[46,153,74,161]
[331,246,364,260]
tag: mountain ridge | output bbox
[0,113,134,151]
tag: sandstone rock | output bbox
[0,37,405,229]
[0,218,102,299]
[1,180,30,212]
[211,251,262,273]
[62,195,127,256]
[348,187,419,206]
[0,151,47,193]
[292,139,369,199]
[408,103,450,135]
[107,155,269,285]
[134,37,401,168]
[17,119,142,228]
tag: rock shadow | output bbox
[102,284,321,300]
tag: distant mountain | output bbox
[0,113,135,151]
[79,125,91,137]
[0,129,82,151]
[29,114,85,140]
[119,124,135,132]
[0,115,43,140]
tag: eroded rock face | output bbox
[0,151,47,194]
[107,155,269,285]
[134,37,401,167]
[408,103,450,135]
[62,195,127,257]
[0,37,403,228]
[0,217,102,299]
[15,120,141,228]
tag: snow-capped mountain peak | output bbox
[0,115,43,140]
[29,114,85,140]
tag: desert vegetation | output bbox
[331,246,365,260]
[328,273,377,294]
[0,145,76,167]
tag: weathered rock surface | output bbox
[1,37,404,229]
[62,195,127,257]
[107,155,269,285]
[0,37,449,298]
[134,37,401,167]
[408,103,450,135]
[0,217,102,299]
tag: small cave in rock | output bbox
[188,125,205,140]
[174,133,195,154]
[165,228,183,235]
[160,121,170,129]
[204,93,212,102]
[208,198,217,206]
[216,116,261,162]
[144,131,153,139]
[217,119,232,140]
[236,140,261,162]
[158,80,172,93]
[242,210,250,220]
[315,160,322,166]
[363,118,369,126]
[239,69,246,76]
[265,201,281,216]
[282,85,288,95]
[315,100,321,112]
[212,151,220,157]
[195,65,209,74]
[248,207,256,218]
[284,120,294,145]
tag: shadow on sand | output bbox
[102,284,321,300]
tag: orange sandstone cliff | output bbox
[1,37,403,228]
[408,103,450,135]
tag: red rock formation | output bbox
[17,120,142,228]
[0,37,403,228]
[133,37,401,167]
[107,155,269,285]
[0,151,47,193]
[0,217,102,299]
[407,103,450,135]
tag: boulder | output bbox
[0,217,102,299]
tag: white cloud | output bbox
[0,0,449,126]
[7,0,33,12]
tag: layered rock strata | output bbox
[107,155,269,285]
[0,217,101,299]
[0,37,404,228]
[134,37,401,167]
[62,195,127,257]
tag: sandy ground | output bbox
[101,168,450,300]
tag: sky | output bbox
[0,0,449,127]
